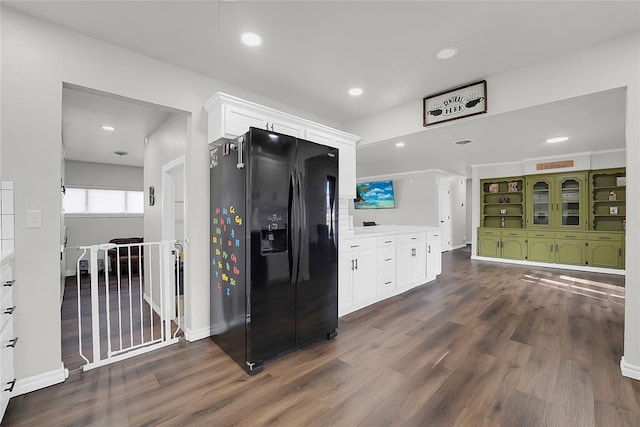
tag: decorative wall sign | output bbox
[423,80,487,126]
[536,160,574,171]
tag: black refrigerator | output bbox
[209,127,339,374]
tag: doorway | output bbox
[60,84,188,371]
[438,182,452,251]
[162,156,186,324]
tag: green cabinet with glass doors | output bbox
[478,168,625,270]
[525,172,587,230]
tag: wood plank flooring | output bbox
[5,247,638,426]
[61,273,181,371]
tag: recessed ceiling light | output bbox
[348,87,363,96]
[395,142,405,147]
[435,47,458,60]
[113,151,128,156]
[546,136,569,143]
[454,139,473,145]
[102,126,115,131]
[241,32,262,47]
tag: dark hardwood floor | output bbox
[61,273,181,371]
[5,247,638,426]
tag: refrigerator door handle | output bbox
[290,171,300,284]
[297,171,309,282]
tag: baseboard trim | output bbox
[65,269,76,277]
[450,244,467,251]
[470,255,625,276]
[143,293,162,316]
[621,357,640,380]
[13,363,69,396]
[185,326,211,342]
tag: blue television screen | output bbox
[354,180,396,209]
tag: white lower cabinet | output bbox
[0,258,16,421]
[351,250,376,304]
[339,228,441,317]
[426,232,443,280]
[396,233,427,289]
[338,237,376,316]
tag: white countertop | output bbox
[341,224,441,239]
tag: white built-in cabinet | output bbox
[203,92,359,198]
[426,232,443,280]
[396,233,427,289]
[339,238,376,313]
[0,181,17,421]
[339,227,442,317]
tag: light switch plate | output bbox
[27,210,42,228]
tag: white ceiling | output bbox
[7,1,639,173]
[356,88,626,177]
[62,87,172,167]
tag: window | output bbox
[63,188,144,214]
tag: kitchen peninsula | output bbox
[339,225,442,316]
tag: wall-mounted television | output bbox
[354,180,396,209]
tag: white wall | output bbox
[352,171,439,226]
[0,8,343,383]
[64,160,144,275]
[144,113,187,308]
[351,170,467,248]
[65,160,143,190]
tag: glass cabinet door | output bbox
[532,181,550,226]
[560,178,581,227]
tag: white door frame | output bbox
[162,155,186,322]
[438,181,452,251]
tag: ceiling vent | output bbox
[454,139,473,145]
[113,151,129,156]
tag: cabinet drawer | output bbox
[477,228,501,237]
[0,287,13,333]
[376,270,395,295]
[587,233,624,242]
[1,316,15,394]
[341,238,376,253]
[377,236,396,247]
[427,232,441,241]
[377,247,395,272]
[396,232,426,245]
[502,230,527,238]
[556,232,587,240]
[526,230,555,238]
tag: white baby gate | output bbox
[75,240,182,371]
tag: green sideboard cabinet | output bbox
[477,229,527,260]
[586,233,625,269]
[479,168,625,270]
[526,230,554,263]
